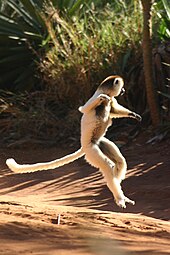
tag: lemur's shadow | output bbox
[0,146,169,221]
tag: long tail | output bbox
[6,148,84,173]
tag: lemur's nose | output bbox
[121,87,125,95]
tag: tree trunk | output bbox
[141,0,160,127]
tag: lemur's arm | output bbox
[110,97,141,121]
[79,93,110,114]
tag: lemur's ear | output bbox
[114,78,120,85]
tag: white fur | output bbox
[6,148,84,173]
[6,75,140,208]
[79,92,135,208]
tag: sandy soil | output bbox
[0,137,169,255]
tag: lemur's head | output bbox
[99,75,125,97]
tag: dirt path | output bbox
[0,138,169,255]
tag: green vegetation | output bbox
[0,0,143,92]
[0,0,169,145]
[0,0,48,90]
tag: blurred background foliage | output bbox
[0,0,169,146]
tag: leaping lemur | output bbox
[6,75,141,208]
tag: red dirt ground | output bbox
[0,136,169,255]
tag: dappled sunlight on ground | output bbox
[0,138,170,254]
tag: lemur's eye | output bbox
[114,78,119,85]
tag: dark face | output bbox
[120,87,125,95]
[99,75,124,97]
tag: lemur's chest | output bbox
[90,102,112,142]
[95,101,111,122]
[80,101,111,145]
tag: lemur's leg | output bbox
[84,142,134,208]
[99,137,126,182]
[79,94,110,114]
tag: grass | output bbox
[40,3,143,106]
[0,1,170,146]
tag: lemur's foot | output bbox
[116,198,126,209]
[116,196,135,209]
[124,196,135,205]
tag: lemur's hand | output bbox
[98,94,111,103]
[129,112,142,122]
